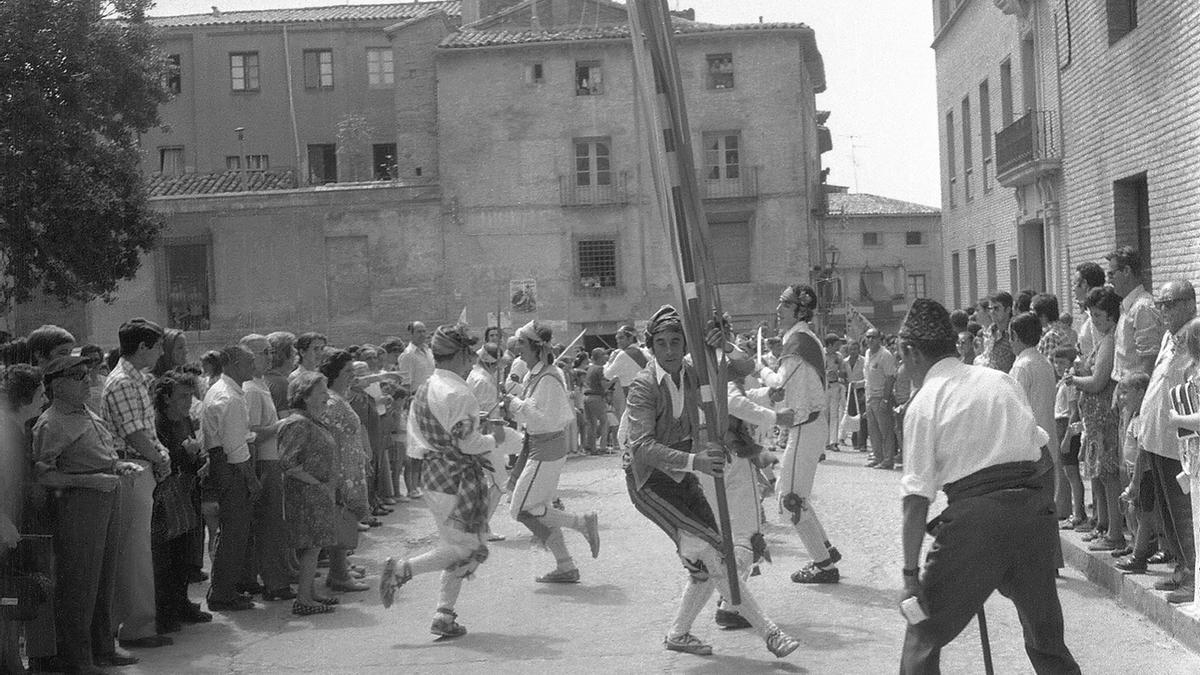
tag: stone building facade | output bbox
[9,1,830,350]
[933,0,1199,311]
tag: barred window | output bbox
[578,239,617,288]
[230,52,259,91]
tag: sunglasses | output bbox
[54,369,90,382]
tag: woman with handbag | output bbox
[1,364,46,673]
[150,369,211,633]
[278,371,340,616]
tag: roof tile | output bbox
[439,20,813,49]
[148,1,459,28]
[826,193,940,216]
[147,170,299,197]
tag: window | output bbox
[979,79,992,191]
[307,144,337,184]
[225,155,241,171]
[905,231,924,246]
[961,95,972,201]
[951,252,962,309]
[862,232,881,247]
[1113,172,1152,289]
[986,243,998,292]
[372,143,397,180]
[574,139,611,187]
[165,54,182,95]
[304,49,334,89]
[230,52,259,91]
[1107,0,1137,44]
[907,274,928,299]
[366,48,393,87]
[1009,257,1019,295]
[945,110,956,207]
[706,53,734,89]
[967,247,979,303]
[999,58,1014,126]
[159,146,184,175]
[575,60,602,95]
[708,218,752,284]
[525,62,544,84]
[703,132,740,180]
[860,270,886,302]
[578,239,618,288]
[245,154,268,171]
[164,242,211,331]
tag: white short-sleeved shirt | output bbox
[901,357,1048,501]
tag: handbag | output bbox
[334,507,360,550]
[0,535,53,622]
[151,472,200,544]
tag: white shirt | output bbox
[244,378,280,461]
[406,368,498,460]
[508,362,574,434]
[758,322,824,416]
[901,358,1048,501]
[603,348,645,387]
[396,342,435,390]
[1112,285,1164,382]
[865,345,898,398]
[1009,347,1059,452]
[1138,329,1190,460]
[201,374,252,464]
[466,363,499,414]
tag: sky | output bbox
[148,0,941,207]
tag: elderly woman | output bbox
[278,371,339,616]
[0,364,46,673]
[319,350,371,592]
[502,321,600,584]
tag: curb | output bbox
[1060,529,1200,653]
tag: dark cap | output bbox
[825,333,844,346]
[898,299,956,343]
[42,355,89,379]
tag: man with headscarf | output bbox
[896,298,1079,674]
[502,320,600,583]
[757,285,842,584]
[380,325,508,638]
[624,305,799,659]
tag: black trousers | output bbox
[54,485,122,668]
[1146,450,1195,580]
[153,528,197,620]
[900,486,1079,675]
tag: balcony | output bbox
[559,171,630,207]
[995,109,1061,187]
[702,165,758,200]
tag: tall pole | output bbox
[628,0,739,603]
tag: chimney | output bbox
[211,5,221,17]
[461,0,480,25]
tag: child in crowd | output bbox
[1052,346,1086,529]
[1114,373,1153,572]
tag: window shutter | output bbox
[304,51,319,89]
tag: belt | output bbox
[584,391,606,397]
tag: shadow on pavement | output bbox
[532,582,631,605]
[679,653,809,674]
[391,631,567,658]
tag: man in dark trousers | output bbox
[896,299,1079,674]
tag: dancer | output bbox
[625,305,799,659]
[897,299,1079,673]
[758,285,842,583]
[379,325,506,638]
[502,320,600,583]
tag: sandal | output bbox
[380,558,413,609]
[291,600,335,616]
[312,595,340,606]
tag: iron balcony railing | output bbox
[701,165,758,199]
[559,171,630,206]
[995,109,1060,177]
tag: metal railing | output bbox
[701,165,758,199]
[559,171,629,206]
[995,109,1059,176]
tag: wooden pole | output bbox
[628,0,739,604]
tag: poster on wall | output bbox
[510,279,537,313]
[486,311,513,330]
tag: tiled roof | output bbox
[147,170,299,197]
[439,21,814,49]
[826,192,940,217]
[148,1,460,28]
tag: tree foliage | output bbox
[0,0,170,310]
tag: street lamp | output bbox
[818,244,840,335]
[234,127,246,191]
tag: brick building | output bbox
[933,0,1200,311]
[7,1,831,349]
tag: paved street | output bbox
[127,451,1200,674]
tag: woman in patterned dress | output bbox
[319,350,371,593]
[1066,287,1123,550]
[279,371,339,616]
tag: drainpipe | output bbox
[282,25,303,184]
